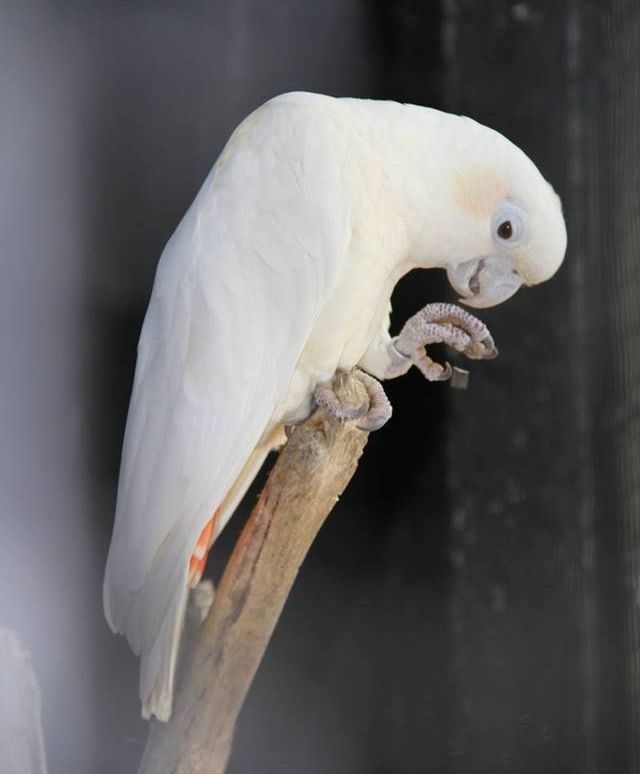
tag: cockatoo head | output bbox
[435,119,567,308]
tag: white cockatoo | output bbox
[103,92,567,721]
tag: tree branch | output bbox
[137,370,370,774]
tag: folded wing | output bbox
[103,93,350,719]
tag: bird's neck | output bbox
[345,100,479,271]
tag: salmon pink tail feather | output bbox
[188,508,220,587]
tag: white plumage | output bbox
[103,92,567,720]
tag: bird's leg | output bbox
[359,302,497,384]
[313,369,393,432]
[313,304,495,432]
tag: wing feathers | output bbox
[104,93,351,718]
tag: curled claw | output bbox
[481,335,499,359]
[428,360,453,382]
[355,369,393,431]
[464,334,498,360]
[412,350,453,382]
[438,361,454,380]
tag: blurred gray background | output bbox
[1,1,639,772]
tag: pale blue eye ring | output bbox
[492,201,527,246]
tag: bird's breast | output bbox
[277,249,406,425]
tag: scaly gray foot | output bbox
[313,369,392,432]
[314,378,370,422]
[392,302,497,382]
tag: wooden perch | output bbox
[137,370,370,774]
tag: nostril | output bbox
[469,259,485,296]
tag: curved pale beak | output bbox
[447,256,523,308]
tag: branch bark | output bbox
[137,370,370,774]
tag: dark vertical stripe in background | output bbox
[606,3,640,771]
[438,1,639,772]
[444,2,595,771]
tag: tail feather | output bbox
[140,581,189,721]
[135,433,282,720]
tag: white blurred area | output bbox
[0,6,106,772]
[0,630,48,774]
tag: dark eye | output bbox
[493,202,527,246]
[497,220,513,240]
